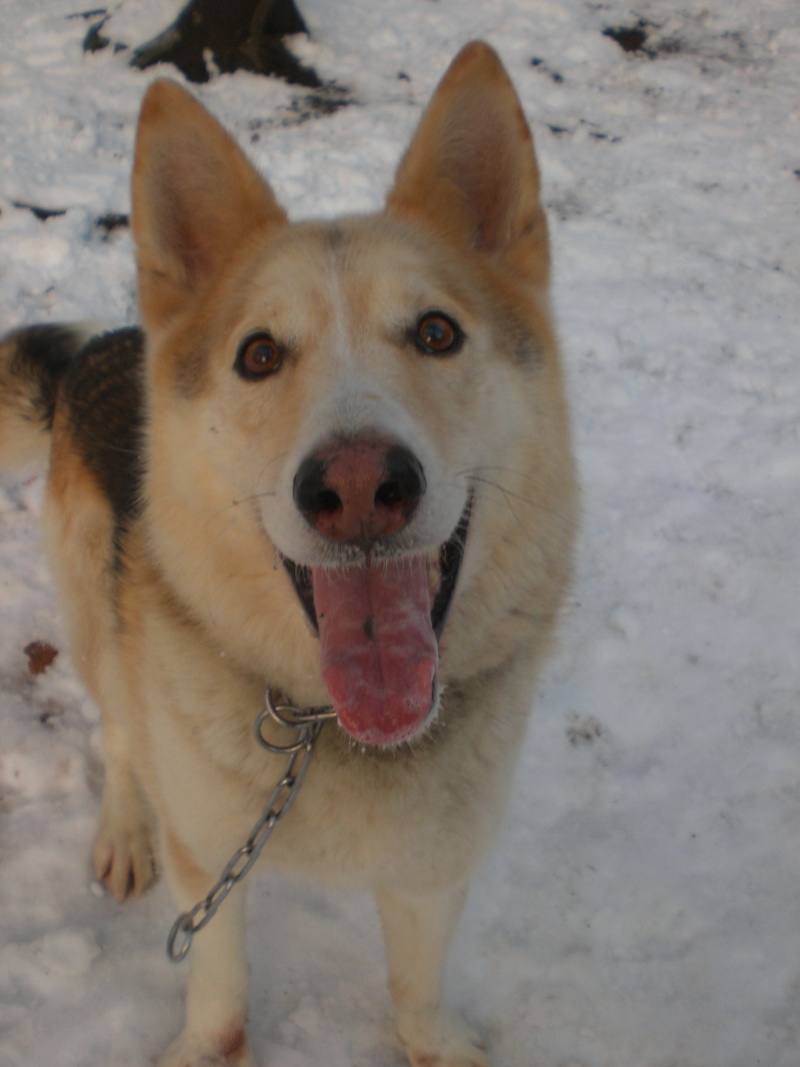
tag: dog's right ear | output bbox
[132,80,287,331]
[387,42,548,284]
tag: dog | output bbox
[0,41,577,1067]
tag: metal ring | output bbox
[166,913,194,962]
[253,689,335,753]
[253,707,309,753]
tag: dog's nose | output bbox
[293,436,426,545]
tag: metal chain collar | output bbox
[166,689,335,962]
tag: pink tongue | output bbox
[312,555,438,745]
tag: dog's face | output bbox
[194,217,478,567]
[132,44,569,746]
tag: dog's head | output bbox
[132,42,573,746]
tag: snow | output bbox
[1,1,799,1065]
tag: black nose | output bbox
[293,436,426,545]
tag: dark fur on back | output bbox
[0,323,146,560]
[4,324,87,431]
[60,327,146,554]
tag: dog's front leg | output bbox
[158,828,257,1067]
[375,881,490,1067]
[92,717,156,902]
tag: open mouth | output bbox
[282,497,472,745]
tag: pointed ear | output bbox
[387,42,548,276]
[132,79,287,330]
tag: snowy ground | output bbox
[1,1,799,1065]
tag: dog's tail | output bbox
[0,324,92,474]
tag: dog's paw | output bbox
[157,1023,258,1067]
[92,803,156,902]
[400,1009,491,1067]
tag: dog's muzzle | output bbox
[283,434,470,746]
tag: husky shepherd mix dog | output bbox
[0,42,576,1067]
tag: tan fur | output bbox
[44,408,157,900]
[0,42,577,1067]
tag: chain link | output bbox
[166,689,334,962]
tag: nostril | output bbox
[378,446,426,515]
[294,456,341,518]
[375,480,402,509]
[315,488,341,514]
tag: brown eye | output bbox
[414,312,464,356]
[235,333,283,380]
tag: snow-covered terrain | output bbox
[1,1,799,1065]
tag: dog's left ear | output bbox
[387,42,548,280]
[132,79,287,330]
